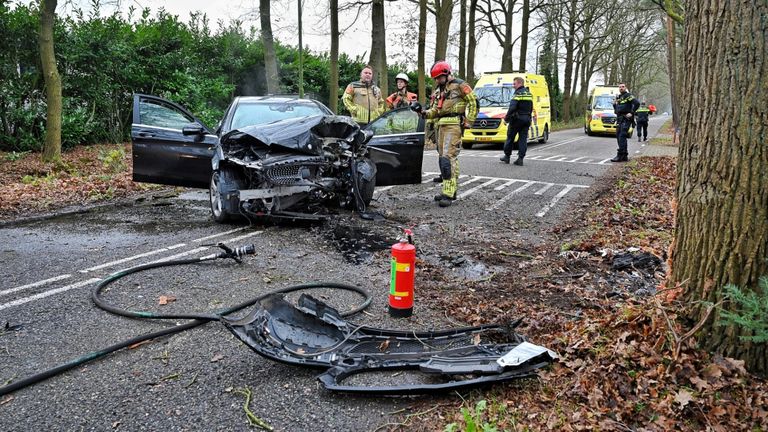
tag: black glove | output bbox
[409,101,423,113]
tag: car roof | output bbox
[234,96,321,104]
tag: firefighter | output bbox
[635,102,652,142]
[499,77,533,166]
[415,61,478,207]
[611,83,640,162]
[342,65,386,126]
[386,73,417,109]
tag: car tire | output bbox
[209,167,244,223]
[462,141,474,149]
[357,160,376,208]
[538,125,549,143]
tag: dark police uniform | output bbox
[501,86,533,164]
[635,105,651,141]
[612,90,640,161]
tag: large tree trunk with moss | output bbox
[329,0,339,112]
[369,0,387,94]
[39,0,61,163]
[671,1,768,375]
[417,0,427,102]
[260,0,280,95]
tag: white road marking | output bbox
[143,247,211,265]
[458,177,482,187]
[532,136,583,152]
[0,278,101,311]
[536,185,578,217]
[457,179,499,199]
[485,181,535,211]
[192,227,248,243]
[570,157,586,162]
[494,179,520,190]
[534,183,555,195]
[598,158,612,164]
[0,274,72,297]
[220,230,264,244]
[541,154,564,161]
[79,243,187,273]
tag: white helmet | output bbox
[395,73,409,83]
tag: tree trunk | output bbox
[518,0,529,71]
[433,0,454,62]
[561,0,577,121]
[418,0,427,101]
[671,1,768,375]
[665,13,679,135]
[297,0,304,97]
[500,0,514,71]
[39,0,61,163]
[458,0,466,79]
[467,0,477,84]
[260,0,280,95]
[370,0,387,94]
[329,0,339,112]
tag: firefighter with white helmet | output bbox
[386,73,417,110]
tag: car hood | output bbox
[221,115,363,156]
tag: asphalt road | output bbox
[0,118,668,431]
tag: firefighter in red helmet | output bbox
[416,61,477,207]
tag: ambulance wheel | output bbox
[462,141,474,149]
[538,125,549,143]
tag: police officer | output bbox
[386,73,417,109]
[611,83,640,162]
[416,61,478,207]
[499,77,533,166]
[635,102,652,142]
[342,65,386,126]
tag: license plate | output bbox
[477,137,493,142]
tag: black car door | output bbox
[366,108,425,186]
[131,94,218,188]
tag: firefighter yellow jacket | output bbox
[342,81,385,125]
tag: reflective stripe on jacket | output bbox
[504,86,533,123]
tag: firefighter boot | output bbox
[432,176,442,183]
[499,154,510,164]
[434,193,456,201]
[438,196,453,207]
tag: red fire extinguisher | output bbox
[389,229,415,317]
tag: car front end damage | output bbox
[223,294,558,395]
[212,115,377,220]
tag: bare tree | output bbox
[670,1,767,375]
[477,0,519,72]
[260,0,280,94]
[466,0,478,83]
[418,0,427,101]
[369,0,388,93]
[39,0,62,163]
[458,0,466,78]
[329,0,340,112]
[432,0,455,62]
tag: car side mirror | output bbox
[361,129,374,143]
[182,123,205,136]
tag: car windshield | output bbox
[230,102,326,130]
[593,96,614,110]
[474,86,515,107]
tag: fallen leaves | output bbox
[158,295,176,305]
[674,389,694,408]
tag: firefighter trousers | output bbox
[435,124,462,198]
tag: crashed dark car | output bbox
[131,94,425,221]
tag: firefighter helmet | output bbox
[430,61,452,79]
[395,72,409,83]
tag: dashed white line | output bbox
[457,179,499,199]
[216,230,264,244]
[0,274,72,297]
[541,155,564,161]
[0,278,101,311]
[485,181,535,211]
[598,158,612,164]
[79,243,187,273]
[458,177,482,187]
[534,183,555,195]
[536,186,577,217]
[494,180,520,191]
[192,227,248,243]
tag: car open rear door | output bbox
[131,94,218,188]
[365,108,425,186]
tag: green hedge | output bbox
[0,4,414,152]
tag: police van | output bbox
[461,72,551,149]
[584,85,633,137]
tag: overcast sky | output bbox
[52,0,530,76]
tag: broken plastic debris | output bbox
[496,342,559,367]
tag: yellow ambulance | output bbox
[461,72,551,149]
[584,85,633,136]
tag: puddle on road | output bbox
[324,224,392,265]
